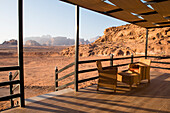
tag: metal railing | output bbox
[0,67,21,108]
[55,55,170,91]
[55,62,75,91]
[9,71,20,107]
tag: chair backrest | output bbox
[96,61,103,71]
[139,58,151,66]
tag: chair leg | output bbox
[148,75,150,83]
[129,84,132,90]
[148,79,150,83]
[97,85,99,91]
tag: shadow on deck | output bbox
[2,71,170,113]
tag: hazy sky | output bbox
[0,0,128,43]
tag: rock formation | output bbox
[25,35,90,46]
[25,40,41,46]
[60,24,170,57]
[2,39,17,45]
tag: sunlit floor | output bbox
[2,71,170,113]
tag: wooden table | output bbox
[117,71,140,90]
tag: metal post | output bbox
[74,5,79,92]
[110,54,113,67]
[9,72,14,108]
[145,29,148,59]
[131,53,134,64]
[18,0,25,107]
[55,67,58,91]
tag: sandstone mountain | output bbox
[60,24,170,57]
[25,35,90,46]
[25,40,41,46]
[2,39,17,45]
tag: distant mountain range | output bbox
[1,35,102,46]
[24,35,91,46]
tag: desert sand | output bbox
[0,45,169,111]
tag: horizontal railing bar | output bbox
[12,71,19,80]
[78,58,110,64]
[56,62,75,74]
[56,81,74,90]
[0,93,21,101]
[78,76,99,83]
[0,80,20,87]
[151,61,170,64]
[78,68,97,74]
[56,72,74,82]
[12,84,20,91]
[150,66,170,70]
[113,56,145,60]
[78,56,145,64]
[113,63,130,67]
[78,63,131,74]
[147,56,170,59]
[0,66,20,72]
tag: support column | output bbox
[18,0,25,107]
[145,29,148,59]
[74,5,79,92]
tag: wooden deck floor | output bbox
[2,71,170,113]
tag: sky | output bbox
[0,0,128,43]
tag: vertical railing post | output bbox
[74,5,79,92]
[18,0,25,107]
[131,53,134,64]
[9,72,14,108]
[55,67,58,91]
[110,54,113,67]
[145,29,148,59]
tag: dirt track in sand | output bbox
[0,46,169,111]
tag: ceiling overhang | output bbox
[60,0,170,29]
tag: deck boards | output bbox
[2,71,170,113]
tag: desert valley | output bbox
[0,24,169,110]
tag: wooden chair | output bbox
[96,61,118,92]
[128,58,151,83]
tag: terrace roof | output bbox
[60,0,170,29]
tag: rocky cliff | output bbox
[60,24,170,57]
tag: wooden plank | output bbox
[78,76,99,83]
[56,72,74,82]
[0,80,20,87]
[56,62,74,74]
[150,66,170,70]
[78,58,110,64]
[78,56,145,64]
[12,84,20,91]
[56,81,74,90]
[12,71,19,80]
[0,66,20,72]
[0,93,21,101]
[151,61,170,64]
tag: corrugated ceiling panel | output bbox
[142,14,168,22]
[66,0,119,12]
[135,22,156,28]
[109,0,153,14]
[149,1,170,17]
[110,11,142,22]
